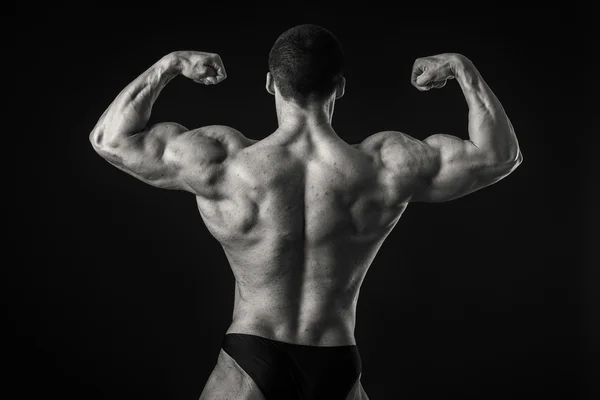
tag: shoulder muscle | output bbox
[359,130,436,176]
[167,125,255,197]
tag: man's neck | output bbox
[275,96,335,132]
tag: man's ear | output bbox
[266,72,276,95]
[335,77,346,99]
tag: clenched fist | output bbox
[173,51,227,85]
[411,53,467,91]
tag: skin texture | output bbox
[90,50,522,399]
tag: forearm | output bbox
[454,55,521,164]
[89,52,181,148]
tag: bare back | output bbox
[195,127,415,347]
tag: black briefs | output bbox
[222,333,362,399]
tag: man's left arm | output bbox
[89,51,232,195]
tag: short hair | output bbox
[268,24,344,104]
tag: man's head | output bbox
[267,24,345,106]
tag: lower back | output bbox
[227,280,360,346]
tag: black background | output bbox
[15,6,596,400]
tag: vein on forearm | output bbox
[92,55,180,147]
[456,60,518,162]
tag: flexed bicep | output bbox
[410,134,519,202]
[96,122,229,195]
[370,130,518,204]
[96,122,190,189]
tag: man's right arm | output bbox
[394,53,523,203]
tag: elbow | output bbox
[507,147,523,168]
[506,150,523,175]
[487,145,523,169]
[516,149,524,165]
[89,128,104,152]
[480,148,522,182]
[89,127,120,154]
[488,149,523,179]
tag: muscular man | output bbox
[90,24,522,400]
